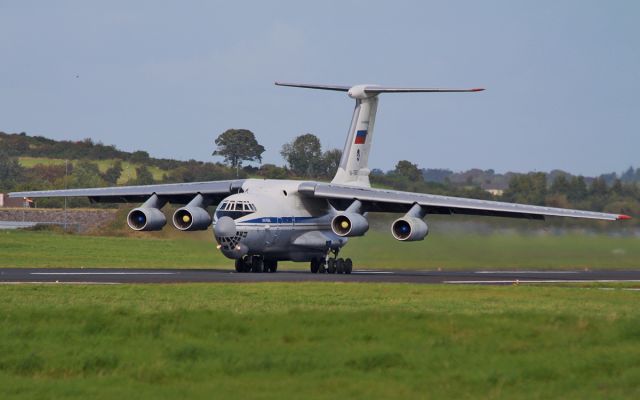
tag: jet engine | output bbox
[126,193,167,231]
[173,206,212,231]
[331,213,369,237]
[391,217,429,241]
[172,193,212,231]
[127,207,166,231]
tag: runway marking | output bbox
[475,271,580,274]
[353,271,395,274]
[30,272,176,276]
[0,281,120,285]
[445,279,640,284]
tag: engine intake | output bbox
[173,206,212,231]
[391,217,429,241]
[331,213,369,237]
[127,207,166,231]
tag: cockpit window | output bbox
[216,200,256,220]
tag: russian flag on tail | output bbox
[354,130,367,144]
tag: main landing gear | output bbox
[310,249,352,274]
[235,256,277,273]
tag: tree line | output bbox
[0,129,638,222]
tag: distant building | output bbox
[0,194,33,208]
[485,189,504,197]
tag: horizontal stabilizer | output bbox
[364,86,484,94]
[274,82,350,92]
[275,81,485,94]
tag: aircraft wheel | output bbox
[251,257,264,273]
[344,258,353,274]
[336,258,345,274]
[264,260,277,273]
[327,258,336,274]
[310,258,320,274]
[318,260,326,274]
[235,259,245,273]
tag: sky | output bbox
[0,1,638,176]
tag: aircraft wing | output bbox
[9,180,245,204]
[298,182,629,221]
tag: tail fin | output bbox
[275,82,484,187]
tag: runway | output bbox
[2,268,640,285]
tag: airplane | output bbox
[10,82,631,274]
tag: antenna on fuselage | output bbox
[275,81,484,188]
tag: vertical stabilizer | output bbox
[275,82,484,187]
[332,86,379,187]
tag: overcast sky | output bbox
[1,1,638,176]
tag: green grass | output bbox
[18,157,166,184]
[1,283,639,399]
[1,229,639,269]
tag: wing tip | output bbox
[471,88,485,92]
[617,214,632,220]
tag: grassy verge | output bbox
[1,229,639,269]
[0,283,639,399]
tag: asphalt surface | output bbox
[2,268,640,285]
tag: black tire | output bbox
[264,260,278,273]
[251,257,264,273]
[235,259,244,273]
[310,258,319,274]
[327,258,336,274]
[336,258,345,274]
[344,258,353,274]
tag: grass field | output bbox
[1,283,639,399]
[1,229,639,269]
[18,157,166,184]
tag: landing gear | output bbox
[264,260,278,273]
[235,256,277,273]
[327,258,336,274]
[310,249,353,274]
[336,258,344,274]
[251,257,264,273]
[235,257,250,273]
[310,258,321,274]
[344,258,353,274]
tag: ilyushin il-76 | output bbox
[10,82,631,273]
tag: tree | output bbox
[567,176,587,202]
[393,160,422,182]
[130,150,150,164]
[321,148,342,178]
[550,175,570,195]
[213,129,265,176]
[502,172,547,205]
[0,150,24,191]
[71,160,105,188]
[134,166,155,185]
[280,133,324,177]
[103,161,123,185]
[621,166,636,183]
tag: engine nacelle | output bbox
[127,207,166,231]
[172,206,212,231]
[391,217,429,241]
[331,213,369,237]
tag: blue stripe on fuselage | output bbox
[241,216,318,224]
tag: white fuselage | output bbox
[213,179,346,261]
